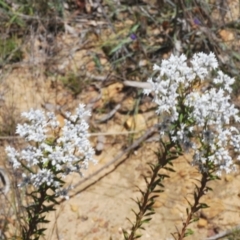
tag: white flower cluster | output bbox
[6,104,95,196]
[144,52,240,174]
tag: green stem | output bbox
[126,142,175,240]
[177,170,209,239]
[23,186,47,240]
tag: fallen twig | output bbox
[47,123,160,205]
[85,71,152,89]
[72,123,159,189]
[95,103,121,123]
[0,168,10,195]
[205,225,240,240]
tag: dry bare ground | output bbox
[1,0,240,240]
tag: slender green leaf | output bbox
[130,24,140,33]
[109,38,131,55]
[184,228,194,237]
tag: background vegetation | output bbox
[1,0,240,239]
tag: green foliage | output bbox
[0,36,23,65]
[0,105,20,136]
[60,72,90,97]
[21,184,60,240]
[123,141,178,240]
[0,0,64,40]
[228,228,240,240]
[0,0,239,239]
[184,228,194,237]
[13,0,63,17]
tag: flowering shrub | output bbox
[124,52,240,240]
[144,52,240,175]
[4,52,240,240]
[5,104,95,239]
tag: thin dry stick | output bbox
[0,168,10,194]
[73,123,160,190]
[205,225,240,240]
[0,136,22,140]
[0,130,142,140]
[41,123,160,209]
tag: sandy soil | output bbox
[1,68,240,240]
[1,6,240,237]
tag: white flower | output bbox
[76,103,91,120]
[48,146,66,168]
[6,146,20,169]
[46,112,60,129]
[17,109,47,142]
[20,146,43,167]
[31,169,55,188]
[40,142,53,153]
[144,52,240,174]
[18,173,32,187]
[213,70,235,93]
[55,185,73,200]
[191,52,218,80]
[5,104,96,194]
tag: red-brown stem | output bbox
[177,171,208,240]
[127,142,174,240]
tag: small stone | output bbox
[225,174,234,182]
[98,219,109,228]
[70,204,78,212]
[219,29,235,42]
[125,114,146,132]
[138,59,148,67]
[153,200,163,208]
[100,57,108,65]
[178,170,188,178]
[202,199,224,219]
[197,218,208,228]
[152,28,161,35]
[102,82,124,101]
[120,97,135,112]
